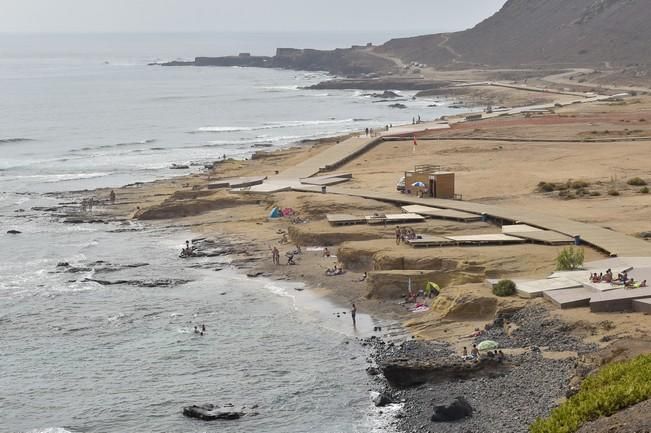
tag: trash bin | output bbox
[481,213,488,222]
[574,235,582,246]
[321,186,327,194]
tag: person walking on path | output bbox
[351,303,357,327]
[271,246,280,265]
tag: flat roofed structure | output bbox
[326,214,366,226]
[633,299,651,313]
[407,236,458,248]
[301,177,350,186]
[401,205,481,222]
[543,287,594,309]
[515,278,583,298]
[444,234,525,245]
[508,230,575,245]
[589,287,651,312]
[501,224,544,233]
[365,213,426,224]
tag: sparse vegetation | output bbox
[492,279,516,297]
[570,180,590,189]
[530,354,651,433]
[641,187,649,194]
[589,191,601,196]
[555,246,584,271]
[627,177,647,186]
[607,189,620,196]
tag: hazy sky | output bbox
[1,0,507,33]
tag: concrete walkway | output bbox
[304,187,651,257]
[242,86,651,258]
[248,121,450,192]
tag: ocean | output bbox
[0,32,460,433]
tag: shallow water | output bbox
[0,32,459,433]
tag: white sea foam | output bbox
[6,172,113,183]
[195,118,360,134]
[24,428,73,433]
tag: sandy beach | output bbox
[72,75,651,432]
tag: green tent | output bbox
[424,282,440,297]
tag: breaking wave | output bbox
[0,137,34,144]
[193,118,365,134]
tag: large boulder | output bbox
[430,397,473,422]
[373,392,396,407]
[182,404,243,421]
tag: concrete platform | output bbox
[515,278,583,298]
[401,205,481,222]
[366,214,426,225]
[501,224,544,233]
[326,214,366,226]
[543,287,594,309]
[300,177,350,186]
[509,230,575,245]
[444,234,525,245]
[582,281,622,293]
[590,287,651,312]
[408,235,458,248]
[633,298,651,313]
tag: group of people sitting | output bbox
[461,345,505,363]
[589,269,647,288]
[395,226,417,244]
[325,264,345,276]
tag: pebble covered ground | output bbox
[367,305,593,433]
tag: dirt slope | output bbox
[378,0,651,68]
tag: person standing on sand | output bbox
[109,190,116,204]
[395,226,401,245]
[271,246,280,265]
[351,303,357,326]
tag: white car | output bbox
[396,176,405,192]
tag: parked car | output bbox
[396,176,405,192]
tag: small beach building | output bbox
[403,165,456,199]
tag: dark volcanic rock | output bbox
[430,397,473,422]
[373,392,396,407]
[84,278,190,288]
[182,404,243,421]
[388,103,408,109]
[6,230,22,234]
[380,357,506,388]
[366,90,401,98]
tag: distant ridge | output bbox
[377,0,651,68]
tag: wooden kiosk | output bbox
[404,165,456,199]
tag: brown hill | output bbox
[378,0,651,68]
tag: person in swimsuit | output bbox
[351,303,357,326]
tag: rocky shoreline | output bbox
[364,305,596,433]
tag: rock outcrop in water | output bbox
[182,403,258,421]
[158,47,397,77]
[182,405,244,421]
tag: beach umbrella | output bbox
[477,340,499,351]
[412,181,426,187]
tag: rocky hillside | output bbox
[378,0,651,68]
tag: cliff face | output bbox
[378,0,651,68]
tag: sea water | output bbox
[0,32,459,433]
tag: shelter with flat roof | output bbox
[404,165,456,199]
